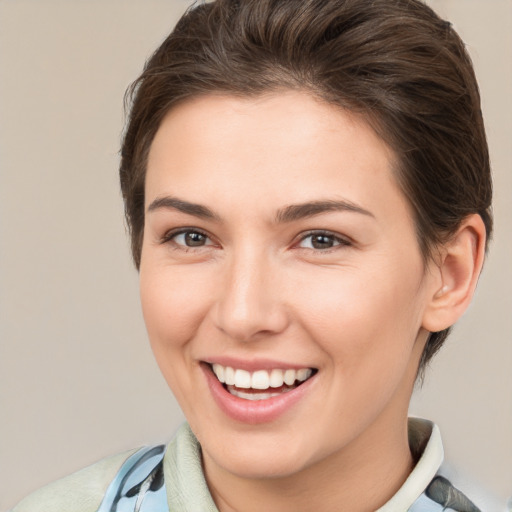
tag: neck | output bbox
[203,412,414,512]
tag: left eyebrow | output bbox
[274,199,375,223]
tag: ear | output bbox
[422,214,487,333]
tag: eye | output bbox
[297,231,350,250]
[163,229,214,248]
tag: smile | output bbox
[211,364,315,401]
[202,361,319,424]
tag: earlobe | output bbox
[422,214,486,333]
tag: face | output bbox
[140,92,436,480]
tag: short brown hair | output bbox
[120,0,492,373]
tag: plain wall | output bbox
[1,1,510,510]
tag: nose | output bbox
[212,249,289,342]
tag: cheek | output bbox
[139,261,217,413]
[294,260,425,373]
[294,265,426,433]
[139,261,213,352]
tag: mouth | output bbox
[208,363,317,401]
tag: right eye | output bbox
[163,229,214,249]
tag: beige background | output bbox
[0,1,510,510]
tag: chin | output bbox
[220,454,308,480]
[202,429,318,480]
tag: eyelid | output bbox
[159,227,351,252]
[160,227,216,247]
[294,229,353,250]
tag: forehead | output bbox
[145,91,409,223]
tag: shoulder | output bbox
[405,419,506,512]
[433,463,508,512]
[383,419,507,512]
[11,448,139,512]
[412,469,507,512]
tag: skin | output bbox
[139,92,484,512]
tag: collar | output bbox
[378,418,444,510]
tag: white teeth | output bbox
[211,364,314,392]
[269,369,284,388]
[225,366,235,385]
[284,369,296,386]
[229,388,283,401]
[251,370,270,390]
[297,368,312,381]
[234,369,251,389]
[212,363,225,383]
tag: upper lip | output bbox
[202,357,316,372]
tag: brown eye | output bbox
[168,230,212,248]
[298,231,349,251]
[310,234,336,249]
[184,231,208,246]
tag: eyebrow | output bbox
[147,196,220,221]
[146,196,374,223]
[274,199,375,223]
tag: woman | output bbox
[11,0,501,510]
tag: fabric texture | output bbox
[96,445,167,512]
[12,419,501,511]
[11,449,138,512]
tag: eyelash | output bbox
[295,230,352,253]
[160,228,352,253]
[160,228,215,251]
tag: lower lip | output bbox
[201,364,316,424]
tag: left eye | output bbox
[170,230,212,247]
[298,232,347,250]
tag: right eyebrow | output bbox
[146,196,221,221]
